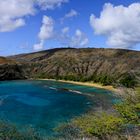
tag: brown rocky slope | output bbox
[8,48,140,87]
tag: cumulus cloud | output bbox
[61,9,78,23]
[58,28,89,48]
[33,16,54,51]
[0,0,68,32]
[0,18,25,32]
[55,27,70,45]
[34,18,88,50]
[33,40,44,51]
[36,0,68,10]
[64,9,78,18]
[90,3,140,49]
[70,29,89,48]
[0,0,34,32]
[38,16,54,40]
[61,27,69,34]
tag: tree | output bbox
[120,74,137,88]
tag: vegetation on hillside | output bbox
[120,74,137,88]
[0,121,41,140]
[34,72,137,88]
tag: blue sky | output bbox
[0,0,140,56]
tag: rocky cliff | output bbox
[8,48,140,87]
[0,57,28,80]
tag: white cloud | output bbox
[0,0,34,32]
[33,40,44,51]
[61,9,78,23]
[64,9,78,18]
[70,29,89,48]
[34,20,88,50]
[36,0,68,10]
[0,18,25,32]
[0,0,68,32]
[38,16,54,40]
[90,3,140,49]
[34,16,54,51]
[55,27,70,45]
[61,27,69,34]
[58,28,89,48]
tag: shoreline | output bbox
[38,79,137,98]
[38,79,117,92]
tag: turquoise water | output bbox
[0,80,119,137]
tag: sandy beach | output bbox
[39,79,117,92]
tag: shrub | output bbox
[55,123,81,139]
[0,121,41,140]
[120,74,137,88]
[63,75,78,81]
[99,75,114,86]
[34,72,48,79]
[115,102,139,124]
[73,113,124,138]
[56,113,124,139]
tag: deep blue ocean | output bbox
[0,80,119,137]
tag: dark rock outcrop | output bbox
[0,64,26,80]
[0,57,29,80]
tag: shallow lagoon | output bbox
[0,80,119,137]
